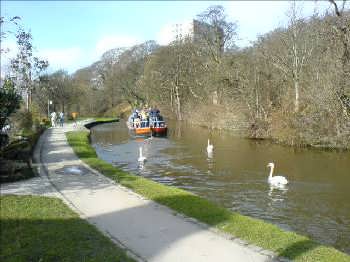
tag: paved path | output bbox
[1,122,279,262]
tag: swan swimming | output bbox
[207,139,214,154]
[138,146,147,162]
[267,162,288,186]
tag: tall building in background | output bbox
[172,19,224,54]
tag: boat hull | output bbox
[135,127,151,135]
[127,124,151,136]
[151,127,167,136]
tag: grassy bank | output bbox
[93,117,118,122]
[66,117,117,123]
[0,195,134,262]
[83,118,119,129]
[66,131,350,262]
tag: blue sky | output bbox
[1,1,338,75]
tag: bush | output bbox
[11,110,33,132]
[102,102,132,118]
[249,118,270,139]
[0,79,21,131]
[40,117,51,128]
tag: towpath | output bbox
[1,121,280,262]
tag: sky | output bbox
[0,1,338,76]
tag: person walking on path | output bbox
[50,111,57,127]
[59,112,64,127]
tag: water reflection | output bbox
[207,151,214,159]
[206,151,214,174]
[268,185,288,203]
[138,161,145,171]
[90,121,350,254]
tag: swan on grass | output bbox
[267,162,288,186]
[207,139,214,154]
[138,146,146,162]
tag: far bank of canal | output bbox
[90,120,350,254]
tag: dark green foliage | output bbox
[0,79,21,131]
[0,126,45,183]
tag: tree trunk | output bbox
[175,83,182,120]
[170,86,174,113]
[26,90,30,111]
[255,67,260,119]
[294,79,299,113]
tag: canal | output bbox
[90,120,350,254]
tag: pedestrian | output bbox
[50,111,57,127]
[59,111,64,127]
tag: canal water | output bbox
[90,121,350,254]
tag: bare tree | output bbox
[10,28,48,111]
[260,1,314,112]
[196,5,238,104]
[328,0,350,115]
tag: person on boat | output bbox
[139,108,147,128]
[154,115,163,127]
[128,114,134,128]
[131,110,138,128]
[134,116,141,128]
[134,109,139,119]
[149,115,155,127]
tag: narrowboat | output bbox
[150,120,167,136]
[127,120,151,135]
[127,108,168,137]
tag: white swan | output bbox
[207,139,214,154]
[138,146,146,162]
[267,162,288,186]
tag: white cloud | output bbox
[156,22,175,45]
[39,47,83,73]
[225,1,334,47]
[41,35,142,73]
[1,43,83,76]
[156,19,193,46]
[95,35,140,57]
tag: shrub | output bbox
[0,79,21,131]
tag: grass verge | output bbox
[83,118,119,129]
[66,131,350,262]
[93,117,118,122]
[0,195,134,262]
[66,116,91,123]
[66,117,117,124]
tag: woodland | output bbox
[2,2,350,149]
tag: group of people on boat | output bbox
[129,107,165,129]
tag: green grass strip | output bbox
[0,195,134,262]
[66,117,117,123]
[66,131,350,262]
[92,117,118,122]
